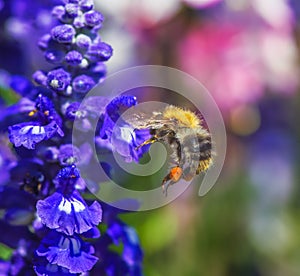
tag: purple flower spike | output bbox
[51,24,76,44]
[47,68,71,92]
[65,50,83,66]
[36,231,98,273]
[1,0,145,274]
[37,190,102,235]
[84,10,104,27]
[87,42,113,62]
[72,74,95,93]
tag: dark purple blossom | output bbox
[36,230,98,274]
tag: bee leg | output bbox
[162,166,183,196]
[135,136,158,150]
[162,176,173,196]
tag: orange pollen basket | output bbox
[170,167,183,182]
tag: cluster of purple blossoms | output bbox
[0,0,145,275]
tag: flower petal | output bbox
[8,121,63,149]
[37,191,102,235]
[36,231,98,274]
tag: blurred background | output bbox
[95,0,300,275]
[1,0,300,275]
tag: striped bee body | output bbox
[125,105,212,194]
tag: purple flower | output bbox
[65,50,83,66]
[84,10,104,27]
[99,95,150,162]
[65,3,80,18]
[75,33,92,49]
[8,94,64,149]
[93,219,144,276]
[47,68,71,92]
[51,24,76,44]
[80,0,94,12]
[87,42,113,62]
[54,165,81,192]
[37,190,102,235]
[35,230,98,274]
[58,144,80,166]
[72,74,95,93]
[8,121,63,150]
[34,257,76,276]
[107,221,143,268]
[58,144,92,167]
[65,96,109,131]
[1,1,145,275]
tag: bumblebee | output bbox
[124,105,212,194]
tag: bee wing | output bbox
[122,112,174,130]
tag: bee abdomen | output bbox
[197,134,212,173]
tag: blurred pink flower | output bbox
[183,0,223,8]
[96,0,181,28]
[178,6,298,112]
